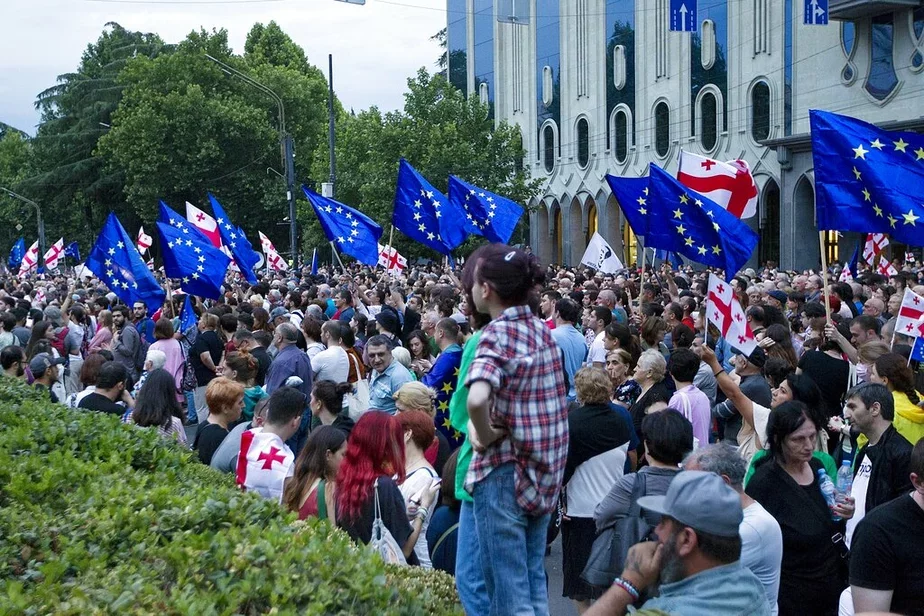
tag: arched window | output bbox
[655,102,670,158]
[543,125,555,173]
[751,81,771,142]
[700,92,718,151]
[577,118,590,168]
[614,110,629,163]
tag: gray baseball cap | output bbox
[637,471,743,538]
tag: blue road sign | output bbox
[804,0,828,25]
[670,0,696,32]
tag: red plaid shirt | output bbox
[464,305,569,515]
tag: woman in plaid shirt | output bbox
[462,244,569,615]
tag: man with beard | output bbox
[1,345,25,379]
[586,471,769,616]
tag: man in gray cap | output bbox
[30,353,67,404]
[586,471,769,616]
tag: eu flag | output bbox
[158,201,212,245]
[206,194,260,284]
[302,186,383,265]
[393,159,468,254]
[420,345,465,448]
[646,165,758,280]
[605,175,650,236]
[8,238,25,271]
[156,221,231,300]
[447,176,524,244]
[811,109,924,246]
[64,241,80,261]
[178,294,198,333]
[85,213,166,312]
[912,337,924,363]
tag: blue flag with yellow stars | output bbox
[447,176,524,244]
[605,175,650,237]
[208,193,260,285]
[421,343,465,448]
[156,221,231,300]
[811,109,924,245]
[178,294,197,332]
[645,164,758,280]
[302,185,383,265]
[393,159,469,254]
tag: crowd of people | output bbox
[3,250,924,616]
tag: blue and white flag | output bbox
[447,176,524,244]
[8,238,25,271]
[302,186,383,265]
[207,194,260,284]
[64,241,81,262]
[156,220,231,300]
[85,214,165,312]
[393,159,468,255]
[178,294,197,332]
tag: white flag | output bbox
[862,233,889,264]
[235,428,295,503]
[706,273,757,356]
[895,288,924,339]
[42,238,65,271]
[258,231,288,272]
[136,226,153,254]
[18,240,39,277]
[580,232,624,274]
[377,243,407,274]
[877,255,898,277]
[186,201,222,248]
[677,150,758,219]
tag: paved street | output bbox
[546,535,579,616]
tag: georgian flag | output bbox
[377,243,407,274]
[706,273,758,356]
[877,255,898,277]
[862,233,889,264]
[136,226,153,254]
[895,288,924,339]
[235,428,295,503]
[18,240,39,277]
[580,232,624,274]
[186,201,222,248]
[258,231,288,272]
[42,238,65,271]
[677,150,759,219]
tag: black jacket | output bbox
[853,424,913,515]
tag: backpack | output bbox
[50,327,70,357]
[178,338,197,393]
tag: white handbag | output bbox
[370,479,407,566]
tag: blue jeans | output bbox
[185,391,197,423]
[472,462,551,616]
[456,500,490,615]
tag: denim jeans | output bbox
[185,391,198,423]
[455,500,490,616]
[472,462,551,616]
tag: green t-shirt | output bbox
[450,331,482,503]
[743,448,837,488]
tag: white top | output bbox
[741,501,783,616]
[311,346,350,384]
[399,465,438,569]
[586,330,608,366]
[566,443,628,518]
[846,453,872,547]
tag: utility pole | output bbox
[323,54,337,199]
[1,187,45,267]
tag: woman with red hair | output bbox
[336,411,439,565]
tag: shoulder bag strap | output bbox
[431,521,460,556]
[626,471,649,518]
[317,479,328,521]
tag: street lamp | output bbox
[205,54,298,266]
[0,187,45,267]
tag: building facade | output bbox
[447,0,924,270]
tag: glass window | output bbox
[543,125,556,173]
[473,0,495,118]
[447,0,468,93]
[655,102,670,158]
[577,118,590,168]
[537,0,561,130]
[701,93,717,151]
[751,81,771,142]
[614,110,628,162]
[841,21,855,58]
[865,14,898,101]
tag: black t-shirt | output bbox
[850,493,924,615]
[337,475,418,566]
[34,383,59,404]
[193,421,229,466]
[191,330,223,386]
[798,351,850,417]
[78,392,124,415]
[250,346,271,387]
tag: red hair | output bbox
[335,411,407,523]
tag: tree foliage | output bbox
[309,69,538,259]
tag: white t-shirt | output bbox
[586,331,607,366]
[399,465,438,569]
[741,501,783,616]
[845,452,872,547]
[311,346,350,384]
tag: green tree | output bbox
[309,68,538,259]
[0,132,36,249]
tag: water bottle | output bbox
[817,469,841,521]
[836,460,853,498]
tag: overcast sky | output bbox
[0,0,446,135]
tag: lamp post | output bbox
[0,187,45,267]
[205,54,298,266]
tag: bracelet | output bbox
[612,577,640,601]
[415,506,429,521]
[713,369,726,378]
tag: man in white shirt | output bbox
[311,320,350,384]
[585,305,612,368]
[684,444,783,616]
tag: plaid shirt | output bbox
[465,305,569,515]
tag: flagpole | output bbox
[638,236,647,312]
[330,241,346,270]
[818,232,833,323]
[384,224,395,273]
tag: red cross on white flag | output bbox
[896,288,924,339]
[186,201,222,248]
[236,428,295,503]
[706,273,758,356]
[677,150,758,219]
[18,240,39,278]
[136,226,153,254]
[42,238,65,271]
[258,231,288,272]
[377,243,407,274]
[862,233,889,264]
[877,255,898,277]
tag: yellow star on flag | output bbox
[861,188,871,202]
[903,209,920,226]
[712,245,722,255]
[453,367,460,376]
[676,224,687,235]
[852,167,862,180]
[853,144,868,159]
[453,430,463,441]
[684,237,694,247]
[442,417,452,429]
[893,138,908,153]
[438,400,449,411]
[639,207,648,215]
[915,147,924,161]
[870,138,885,150]
[673,208,684,219]
[873,204,883,217]
[888,215,898,228]
[637,196,647,205]
[441,382,454,394]
[712,222,721,232]
[679,194,690,204]
[697,246,707,255]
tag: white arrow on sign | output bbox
[679,4,688,31]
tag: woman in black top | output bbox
[628,349,673,463]
[746,401,856,616]
[193,376,244,465]
[190,313,223,423]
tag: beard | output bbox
[658,531,685,585]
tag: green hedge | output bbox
[0,378,462,615]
